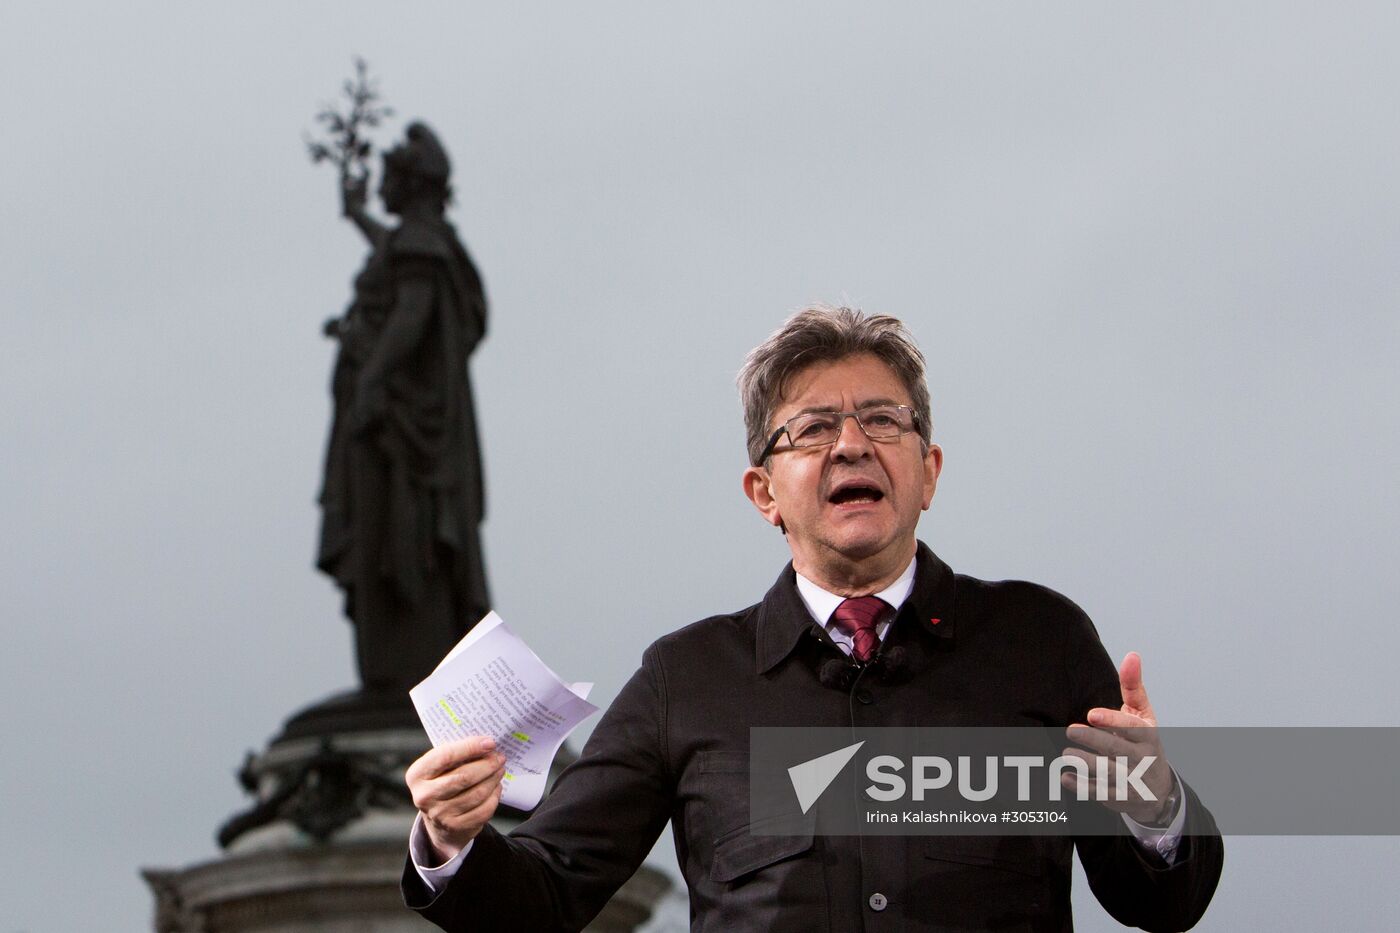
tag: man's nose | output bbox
[829,413,873,461]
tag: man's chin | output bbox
[823,530,899,564]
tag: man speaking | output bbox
[401,307,1223,931]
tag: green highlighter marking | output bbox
[437,699,462,726]
[512,731,530,742]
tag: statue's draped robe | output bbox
[318,216,489,691]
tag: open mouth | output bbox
[828,485,884,505]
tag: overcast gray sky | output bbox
[3,3,1399,930]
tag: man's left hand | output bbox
[1062,651,1178,825]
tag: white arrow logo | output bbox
[787,741,865,814]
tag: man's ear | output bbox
[921,443,943,510]
[742,465,784,528]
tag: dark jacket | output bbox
[404,542,1223,931]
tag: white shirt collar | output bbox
[794,554,917,651]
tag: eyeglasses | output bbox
[757,405,921,463]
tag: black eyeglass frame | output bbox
[756,405,922,464]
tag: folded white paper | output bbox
[409,611,598,810]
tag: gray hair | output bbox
[737,305,933,466]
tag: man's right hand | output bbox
[406,736,507,863]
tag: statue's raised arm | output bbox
[308,58,395,254]
[341,173,389,249]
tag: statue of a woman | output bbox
[317,122,489,694]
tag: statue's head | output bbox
[379,122,452,214]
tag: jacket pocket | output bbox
[918,837,1052,931]
[711,827,814,883]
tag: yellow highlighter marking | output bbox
[512,731,530,742]
[437,699,462,726]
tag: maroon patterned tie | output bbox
[831,596,889,663]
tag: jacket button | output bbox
[855,689,874,705]
[869,893,888,911]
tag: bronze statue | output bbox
[317,122,490,693]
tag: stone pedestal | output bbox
[143,700,670,931]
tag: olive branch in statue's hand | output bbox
[305,57,393,193]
